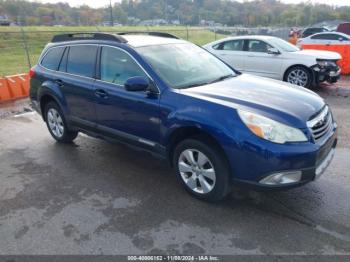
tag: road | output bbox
[0,77,349,255]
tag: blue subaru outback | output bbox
[30,32,337,201]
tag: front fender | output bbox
[160,90,244,153]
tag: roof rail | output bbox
[51,33,128,43]
[117,31,179,39]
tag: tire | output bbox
[284,66,312,88]
[173,137,231,201]
[44,101,78,143]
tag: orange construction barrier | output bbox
[0,74,29,102]
[302,44,350,75]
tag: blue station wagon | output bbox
[29,32,337,201]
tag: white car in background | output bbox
[203,35,341,88]
[297,31,350,47]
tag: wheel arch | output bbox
[39,92,63,122]
[283,64,314,82]
[166,125,229,169]
[38,80,67,121]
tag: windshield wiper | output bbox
[177,74,235,89]
[177,82,210,89]
[209,74,235,84]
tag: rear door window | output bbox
[41,47,65,70]
[247,40,272,53]
[67,45,98,78]
[217,40,244,51]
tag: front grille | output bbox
[307,106,333,142]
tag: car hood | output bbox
[292,49,342,60]
[180,74,325,128]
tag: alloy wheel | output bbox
[287,69,308,87]
[178,149,216,194]
[47,108,64,138]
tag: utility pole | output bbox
[164,0,168,23]
[110,0,114,26]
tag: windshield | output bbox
[137,43,236,89]
[269,38,300,52]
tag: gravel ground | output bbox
[0,77,349,257]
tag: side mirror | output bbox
[339,38,344,42]
[267,47,280,55]
[124,76,149,92]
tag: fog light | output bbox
[259,171,302,185]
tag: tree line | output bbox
[0,0,349,27]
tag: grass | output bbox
[0,26,226,76]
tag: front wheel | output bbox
[45,101,78,143]
[285,66,312,88]
[173,138,231,201]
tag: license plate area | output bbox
[314,135,337,180]
[315,148,335,180]
[316,134,336,167]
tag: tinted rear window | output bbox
[311,33,341,40]
[41,47,65,70]
[214,40,244,51]
[67,45,98,78]
[302,28,327,37]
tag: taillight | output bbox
[29,68,36,78]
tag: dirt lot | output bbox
[0,77,349,256]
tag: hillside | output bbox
[0,0,349,27]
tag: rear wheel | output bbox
[45,101,78,143]
[173,138,231,201]
[285,66,312,88]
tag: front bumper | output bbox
[311,64,341,84]
[258,135,337,190]
[226,124,337,190]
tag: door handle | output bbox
[95,89,108,98]
[55,79,64,87]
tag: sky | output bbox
[28,0,350,8]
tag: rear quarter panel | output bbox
[30,65,68,117]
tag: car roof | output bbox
[48,34,188,49]
[204,35,278,46]
[338,22,350,26]
[221,35,277,41]
[122,35,187,47]
[303,27,329,31]
[309,31,349,38]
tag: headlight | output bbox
[238,110,308,144]
[316,60,337,68]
